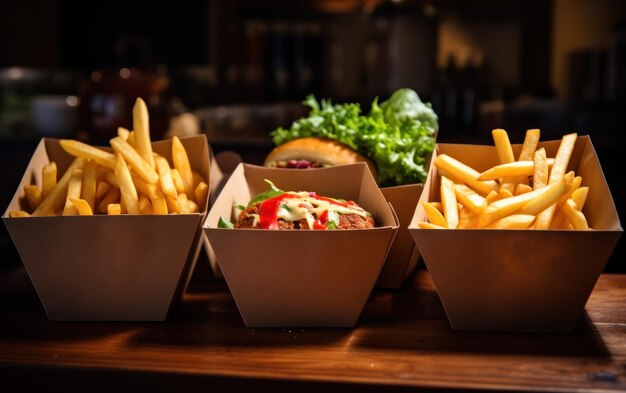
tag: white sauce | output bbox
[243,192,370,228]
[274,192,369,227]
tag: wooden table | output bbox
[1,253,625,393]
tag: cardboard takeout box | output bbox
[409,135,622,333]
[2,135,210,321]
[204,163,399,327]
[204,151,243,279]
[375,128,438,289]
[204,170,424,289]
[376,184,424,288]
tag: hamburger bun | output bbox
[264,137,377,177]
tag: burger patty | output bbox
[272,159,325,169]
[234,202,375,230]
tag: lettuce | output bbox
[247,179,284,207]
[270,88,437,187]
[218,216,234,229]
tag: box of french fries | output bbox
[409,130,622,333]
[204,163,398,327]
[2,98,211,321]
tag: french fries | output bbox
[59,139,116,170]
[514,183,532,195]
[440,176,459,229]
[533,148,549,189]
[518,129,541,161]
[177,193,191,214]
[155,155,178,199]
[115,154,140,215]
[172,136,195,201]
[9,210,31,218]
[107,204,121,215]
[478,159,554,181]
[33,158,86,216]
[421,129,590,230]
[11,97,209,217]
[110,136,159,184]
[81,160,98,211]
[70,198,93,216]
[148,185,168,215]
[418,222,446,229]
[422,201,447,228]
[117,127,130,141]
[96,181,110,201]
[133,97,156,170]
[434,154,499,196]
[491,128,517,193]
[477,178,568,228]
[63,169,84,216]
[562,199,588,229]
[138,194,153,215]
[479,161,536,180]
[484,214,536,229]
[41,162,57,198]
[194,182,209,211]
[518,172,574,216]
[485,190,499,204]
[512,128,541,187]
[453,184,487,215]
[23,185,42,210]
[457,206,478,229]
[533,133,577,229]
[127,131,136,148]
[98,187,120,214]
[171,169,186,194]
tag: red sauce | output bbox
[259,193,293,229]
[313,210,329,230]
[258,193,358,230]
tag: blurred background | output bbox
[1,0,625,271]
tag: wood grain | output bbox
[0,254,625,393]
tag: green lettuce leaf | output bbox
[380,88,438,129]
[247,179,284,207]
[218,216,234,229]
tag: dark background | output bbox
[1,0,625,271]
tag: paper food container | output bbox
[204,181,424,288]
[409,135,622,333]
[376,184,424,288]
[204,151,243,279]
[204,163,399,327]
[177,144,226,295]
[204,175,423,288]
[2,135,211,321]
[375,128,438,289]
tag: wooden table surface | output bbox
[1,253,625,393]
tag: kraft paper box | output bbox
[376,184,424,288]
[177,144,227,295]
[375,128,438,289]
[204,151,243,279]
[204,161,426,289]
[409,135,622,333]
[204,163,399,327]
[2,135,210,321]
[206,180,424,288]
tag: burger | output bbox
[265,88,438,187]
[264,137,377,177]
[218,180,374,230]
